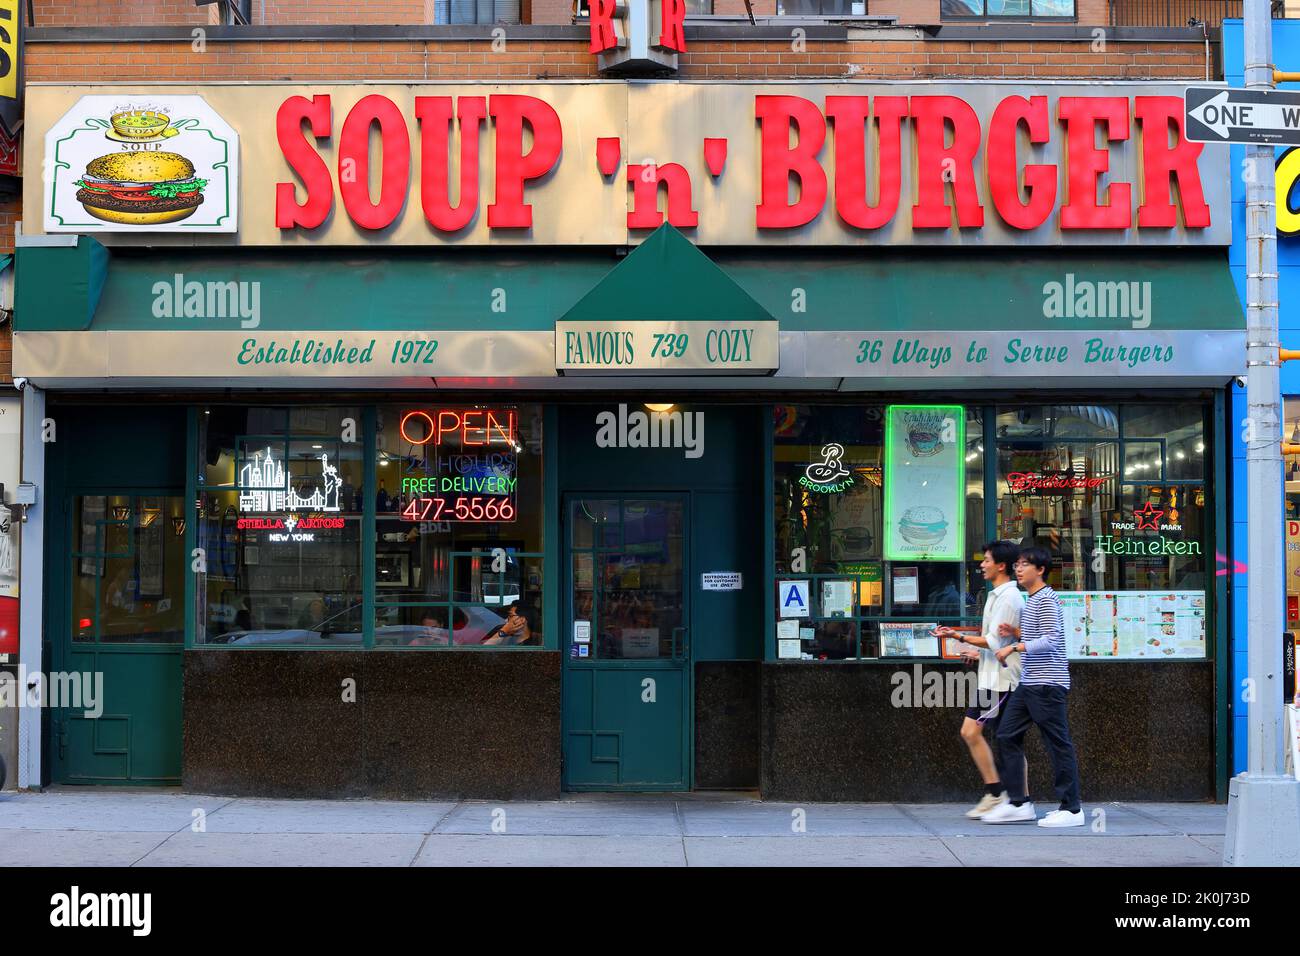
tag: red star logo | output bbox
[1134,502,1164,531]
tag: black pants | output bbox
[996,683,1081,812]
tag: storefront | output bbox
[13,79,1242,800]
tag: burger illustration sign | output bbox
[883,405,966,562]
[43,95,238,233]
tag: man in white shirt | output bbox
[936,539,1024,819]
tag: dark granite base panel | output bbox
[183,650,561,799]
[695,661,761,789]
[760,661,1215,803]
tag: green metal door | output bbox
[52,492,185,785]
[562,495,691,790]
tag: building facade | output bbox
[3,0,1250,799]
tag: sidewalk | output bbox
[0,791,1227,866]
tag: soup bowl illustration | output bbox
[110,110,171,140]
[907,428,942,457]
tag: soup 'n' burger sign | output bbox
[34,83,1228,246]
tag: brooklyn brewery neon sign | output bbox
[275,94,1210,234]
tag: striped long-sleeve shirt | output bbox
[1019,585,1070,689]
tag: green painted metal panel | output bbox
[690,493,761,662]
[543,405,561,652]
[60,646,182,784]
[21,246,1243,335]
[722,249,1245,332]
[14,237,109,331]
[27,248,614,332]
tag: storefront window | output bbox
[773,402,1211,662]
[940,0,1074,17]
[194,403,545,649]
[773,404,983,660]
[196,407,364,645]
[994,403,1209,659]
[373,404,544,648]
[71,493,187,644]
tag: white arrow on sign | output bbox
[1189,89,1300,139]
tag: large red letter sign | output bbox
[1134,96,1211,229]
[911,95,984,229]
[1059,96,1132,230]
[589,0,617,53]
[987,95,1057,231]
[755,95,827,229]
[825,95,906,231]
[660,0,687,52]
[487,95,563,229]
[338,94,410,231]
[417,95,486,232]
[276,94,333,230]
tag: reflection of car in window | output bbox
[214,603,523,647]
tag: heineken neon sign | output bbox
[1095,535,1201,556]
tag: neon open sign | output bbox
[398,408,519,523]
[398,408,517,447]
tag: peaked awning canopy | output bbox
[558,224,777,326]
[555,225,780,375]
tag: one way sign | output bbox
[1184,86,1300,145]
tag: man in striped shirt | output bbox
[980,546,1084,828]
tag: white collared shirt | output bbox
[978,580,1025,692]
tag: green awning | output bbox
[15,240,1242,335]
[559,224,776,326]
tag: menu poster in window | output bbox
[79,497,106,578]
[892,566,920,604]
[842,562,883,608]
[884,405,965,561]
[821,580,854,618]
[1061,590,1206,659]
[940,626,982,660]
[828,478,881,560]
[880,621,940,657]
[136,498,165,599]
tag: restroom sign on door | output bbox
[778,580,810,618]
[702,572,743,592]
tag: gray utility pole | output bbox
[1224,0,1300,867]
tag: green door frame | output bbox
[49,487,185,785]
[561,491,694,792]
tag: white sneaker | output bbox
[965,792,1007,819]
[981,800,1037,824]
[1037,808,1085,828]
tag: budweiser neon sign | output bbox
[1007,471,1108,493]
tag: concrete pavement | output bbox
[0,790,1229,866]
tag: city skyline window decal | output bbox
[237,444,342,514]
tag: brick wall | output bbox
[30,0,1118,25]
[22,35,1211,80]
[34,0,209,27]
[531,0,575,24]
[261,1,431,24]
